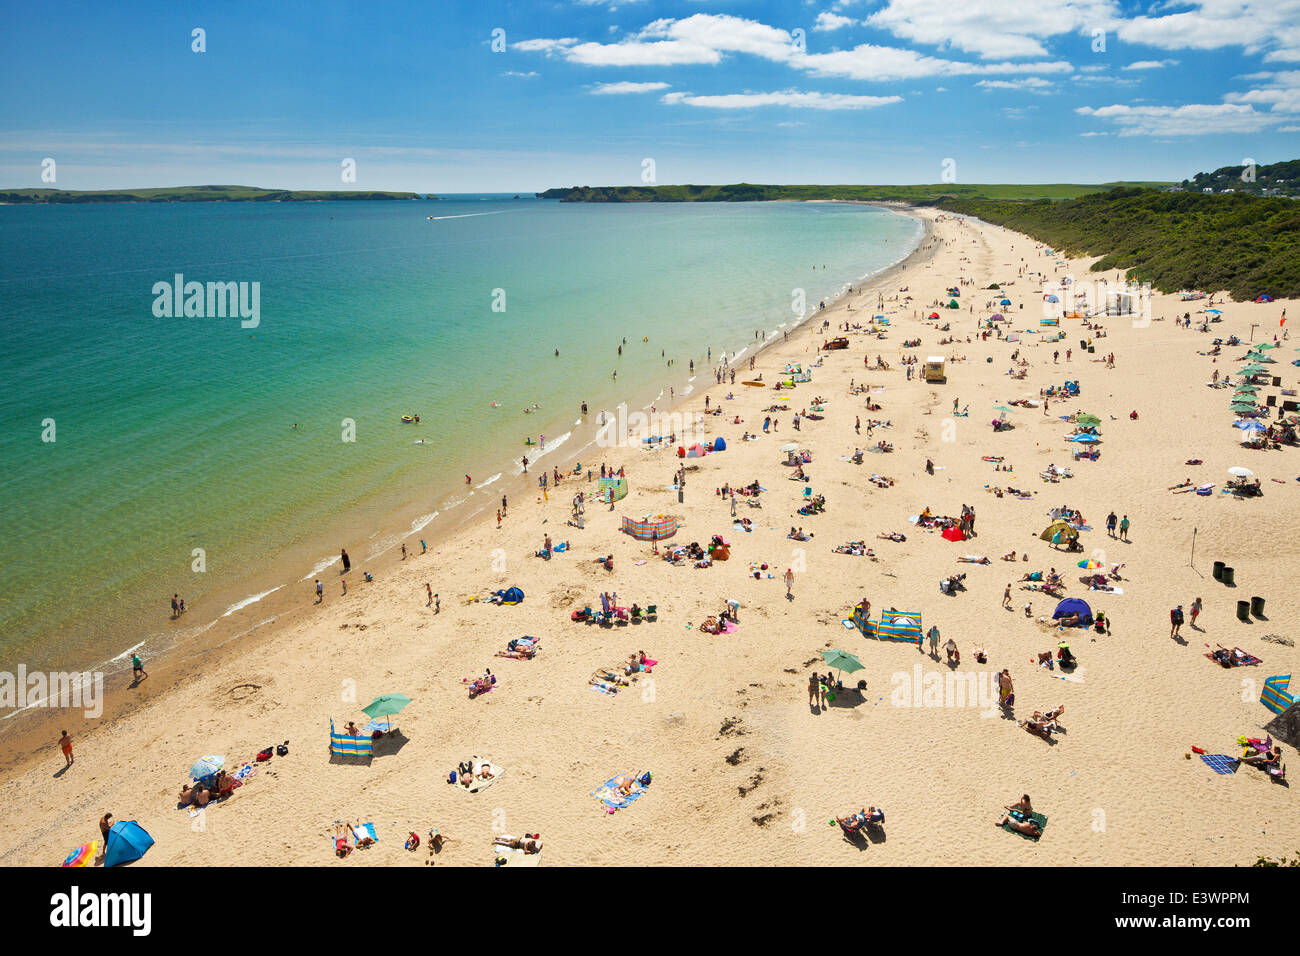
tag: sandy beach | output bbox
[6,206,1297,867]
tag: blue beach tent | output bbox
[1052,597,1093,626]
[104,820,155,867]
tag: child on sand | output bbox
[59,730,73,767]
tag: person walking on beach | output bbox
[501,494,508,516]
[401,543,407,560]
[434,593,441,614]
[341,548,351,574]
[496,509,502,528]
[784,568,795,599]
[426,583,433,607]
[1190,597,1203,628]
[1119,514,1130,541]
[341,579,347,596]
[1170,605,1184,638]
[855,416,860,435]
[927,624,940,657]
[421,539,427,554]
[315,579,323,604]
[59,730,73,768]
[1053,350,1059,364]
[171,594,180,619]
[998,670,1015,709]
[1002,584,1012,609]
[132,653,147,682]
[521,456,528,473]
[1106,511,1117,537]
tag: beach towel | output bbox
[461,760,504,794]
[495,845,542,867]
[354,822,379,844]
[591,772,648,811]
[591,681,620,695]
[1200,754,1238,775]
[1002,811,1048,841]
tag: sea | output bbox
[0,195,922,705]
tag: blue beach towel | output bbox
[1200,754,1238,775]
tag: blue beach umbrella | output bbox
[104,821,155,867]
[190,755,224,782]
[1071,434,1102,443]
[1235,420,1267,432]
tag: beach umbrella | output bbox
[1077,559,1103,569]
[820,649,863,685]
[1204,308,1223,315]
[1228,466,1254,478]
[1045,294,1059,303]
[1000,298,1011,306]
[1230,402,1259,412]
[1071,434,1101,443]
[362,693,412,720]
[104,821,154,868]
[1233,384,1259,393]
[1257,342,1278,350]
[190,755,224,782]
[993,405,1014,419]
[61,841,97,867]
[1238,364,1266,374]
[1235,420,1267,431]
[990,313,1004,321]
[781,443,800,453]
[1076,413,1101,425]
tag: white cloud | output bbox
[1278,125,1300,131]
[589,81,671,94]
[1076,102,1271,136]
[814,12,856,31]
[513,38,579,53]
[1123,59,1179,70]
[976,77,1054,90]
[661,89,902,110]
[1115,0,1300,61]
[864,0,1119,60]
[504,71,539,78]
[798,43,1072,80]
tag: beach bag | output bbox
[449,771,458,784]
[256,747,273,762]
[277,741,289,756]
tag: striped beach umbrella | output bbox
[61,841,97,867]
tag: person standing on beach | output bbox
[927,624,940,657]
[1002,584,1012,609]
[434,593,441,614]
[59,730,73,768]
[341,579,347,596]
[501,494,508,516]
[496,509,502,528]
[998,670,1015,709]
[426,583,433,607]
[855,416,860,435]
[1106,511,1118,537]
[784,568,795,599]
[1190,597,1202,628]
[316,579,323,604]
[521,456,528,473]
[401,543,407,560]
[1119,515,1130,541]
[341,548,351,574]
[132,653,147,682]
[171,594,180,619]
[808,673,819,707]
[1170,605,1184,638]
[421,539,427,554]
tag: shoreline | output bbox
[0,206,931,772]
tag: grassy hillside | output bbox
[938,188,1300,300]
[0,185,426,203]
[1186,158,1300,198]
[535,182,1170,203]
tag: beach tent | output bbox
[1052,597,1093,626]
[1039,519,1078,543]
[1264,700,1300,749]
[330,718,375,758]
[712,437,727,452]
[941,526,967,542]
[928,311,940,319]
[1261,675,1294,715]
[947,300,960,309]
[1005,333,1020,343]
[1000,298,1012,306]
[989,313,1005,322]
[496,586,524,604]
[685,443,707,458]
[104,821,154,868]
[1256,294,1274,303]
[622,514,678,541]
[598,476,628,502]
[854,608,923,645]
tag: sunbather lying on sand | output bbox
[958,555,991,564]
[333,823,355,857]
[996,813,1042,836]
[1033,705,1065,723]
[496,643,537,660]
[1018,718,1056,739]
[591,671,631,688]
[1002,551,1017,561]
[878,532,907,542]
[494,834,542,854]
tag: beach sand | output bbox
[5,207,1297,867]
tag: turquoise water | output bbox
[0,197,920,679]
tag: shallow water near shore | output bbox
[0,197,920,688]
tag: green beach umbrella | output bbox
[1233,383,1259,392]
[362,693,412,721]
[820,649,863,689]
[1257,343,1278,350]
[1076,413,1101,425]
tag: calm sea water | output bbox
[0,197,920,682]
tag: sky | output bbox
[2,0,1298,192]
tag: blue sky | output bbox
[2,0,1298,191]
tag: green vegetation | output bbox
[0,184,427,203]
[1186,159,1300,199]
[1253,851,1300,867]
[936,188,1300,301]
[535,182,1168,203]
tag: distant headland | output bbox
[0,185,431,204]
